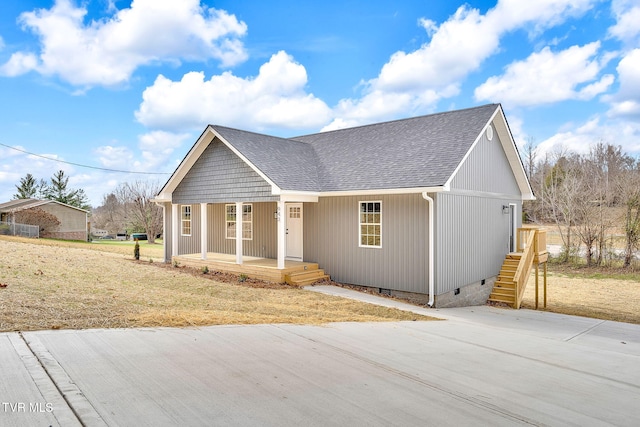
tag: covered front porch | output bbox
[173,252,326,284]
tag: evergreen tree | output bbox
[13,173,38,199]
[45,170,91,210]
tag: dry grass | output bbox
[0,236,432,332]
[521,268,640,324]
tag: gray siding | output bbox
[432,124,523,295]
[434,192,520,295]
[173,139,277,204]
[163,202,172,261]
[304,194,429,293]
[207,202,277,258]
[164,202,277,259]
[450,125,521,195]
[177,204,201,255]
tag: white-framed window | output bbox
[359,201,381,248]
[181,205,191,236]
[226,204,253,240]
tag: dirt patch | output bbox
[0,236,433,332]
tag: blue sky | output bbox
[1,0,639,206]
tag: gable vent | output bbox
[486,125,494,141]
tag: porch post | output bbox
[235,202,243,265]
[277,200,285,269]
[200,203,207,260]
[171,204,179,258]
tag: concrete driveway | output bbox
[1,286,639,426]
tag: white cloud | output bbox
[607,48,640,118]
[475,42,614,106]
[323,0,596,130]
[532,115,640,160]
[0,0,247,87]
[135,51,332,132]
[137,130,190,170]
[608,0,640,46]
[95,145,135,169]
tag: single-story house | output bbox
[0,199,89,241]
[154,103,534,307]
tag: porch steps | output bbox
[285,268,330,287]
[487,253,520,305]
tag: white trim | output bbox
[422,193,434,307]
[180,205,192,236]
[509,203,517,253]
[171,204,178,258]
[235,202,243,265]
[200,203,207,260]
[320,186,447,198]
[277,200,286,269]
[358,200,382,249]
[285,202,304,260]
[445,188,524,200]
[225,203,253,240]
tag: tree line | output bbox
[14,170,91,210]
[523,142,640,268]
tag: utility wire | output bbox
[0,142,170,175]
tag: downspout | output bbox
[422,192,435,307]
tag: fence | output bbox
[0,221,39,238]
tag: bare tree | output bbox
[617,162,640,268]
[543,153,582,262]
[115,181,163,244]
[92,193,126,234]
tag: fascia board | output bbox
[318,186,447,197]
[493,106,536,200]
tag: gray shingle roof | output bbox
[292,103,499,191]
[212,126,321,192]
[212,104,499,193]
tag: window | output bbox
[226,204,253,240]
[289,206,301,218]
[181,205,191,236]
[359,201,381,247]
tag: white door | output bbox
[286,203,303,260]
[509,203,517,252]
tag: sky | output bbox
[1,0,639,207]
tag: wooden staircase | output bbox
[488,227,549,309]
[488,254,520,306]
[285,266,330,286]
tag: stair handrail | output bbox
[512,229,537,309]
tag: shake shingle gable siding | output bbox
[172,140,277,204]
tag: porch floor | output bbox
[172,252,319,283]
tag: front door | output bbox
[509,203,517,252]
[286,203,303,260]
